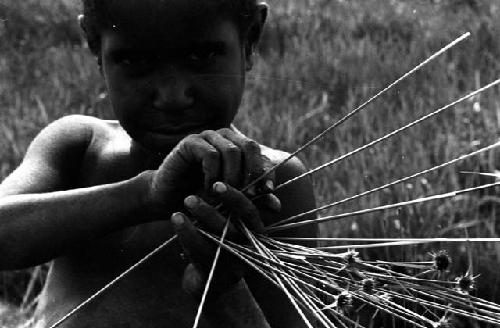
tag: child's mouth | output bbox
[148,123,209,135]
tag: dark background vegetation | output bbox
[1,0,500,326]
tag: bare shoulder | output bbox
[259,144,311,199]
[259,145,317,239]
[0,115,116,196]
[260,145,308,183]
[20,114,115,163]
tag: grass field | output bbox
[2,0,500,326]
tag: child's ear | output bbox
[78,14,103,73]
[244,2,268,71]
[78,14,86,32]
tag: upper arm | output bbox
[0,115,94,197]
[246,152,318,328]
[271,155,318,244]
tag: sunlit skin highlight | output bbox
[0,0,317,327]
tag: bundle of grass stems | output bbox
[49,32,500,328]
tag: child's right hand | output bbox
[146,128,275,215]
[172,181,264,297]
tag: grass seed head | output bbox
[335,290,353,312]
[431,250,452,272]
[433,316,453,328]
[455,272,477,294]
[377,292,392,303]
[361,278,375,294]
[343,249,360,266]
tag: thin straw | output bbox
[316,239,500,250]
[241,225,318,328]
[268,181,500,232]
[209,230,500,324]
[277,237,500,243]
[48,235,178,328]
[271,140,500,227]
[275,77,500,192]
[240,32,471,194]
[385,289,500,324]
[192,220,230,328]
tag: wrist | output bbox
[133,170,170,220]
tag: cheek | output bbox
[207,50,245,114]
[106,75,152,119]
[204,79,242,124]
[205,68,244,112]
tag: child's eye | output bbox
[186,42,226,68]
[111,50,151,66]
[113,53,155,76]
[187,47,219,67]
[118,55,151,67]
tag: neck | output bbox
[129,140,169,170]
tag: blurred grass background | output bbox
[2,0,500,326]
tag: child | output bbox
[0,0,317,327]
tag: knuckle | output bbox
[217,128,233,136]
[196,203,212,215]
[182,134,200,146]
[205,148,219,162]
[205,148,220,161]
[244,140,260,154]
[200,130,216,138]
[225,144,240,157]
[188,201,210,216]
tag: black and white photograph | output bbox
[1,0,500,327]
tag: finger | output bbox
[179,135,221,190]
[213,182,264,233]
[218,129,265,196]
[258,153,275,194]
[171,212,214,269]
[253,193,281,227]
[254,193,281,213]
[201,130,242,188]
[183,195,239,238]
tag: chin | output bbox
[138,135,179,153]
[137,131,189,153]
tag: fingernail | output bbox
[213,182,227,194]
[171,212,184,225]
[270,197,281,212]
[265,180,274,191]
[248,185,257,196]
[184,195,198,208]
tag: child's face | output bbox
[99,0,252,152]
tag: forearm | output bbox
[206,279,271,328]
[0,171,158,269]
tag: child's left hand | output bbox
[171,181,279,298]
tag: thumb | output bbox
[171,212,214,270]
[182,263,206,297]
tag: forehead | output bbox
[102,0,234,40]
[101,20,241,56]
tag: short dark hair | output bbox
[80,0,260,57]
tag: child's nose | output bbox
[153,74,194,110]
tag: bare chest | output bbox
[71,132,181,263]
[36,132,198,326]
